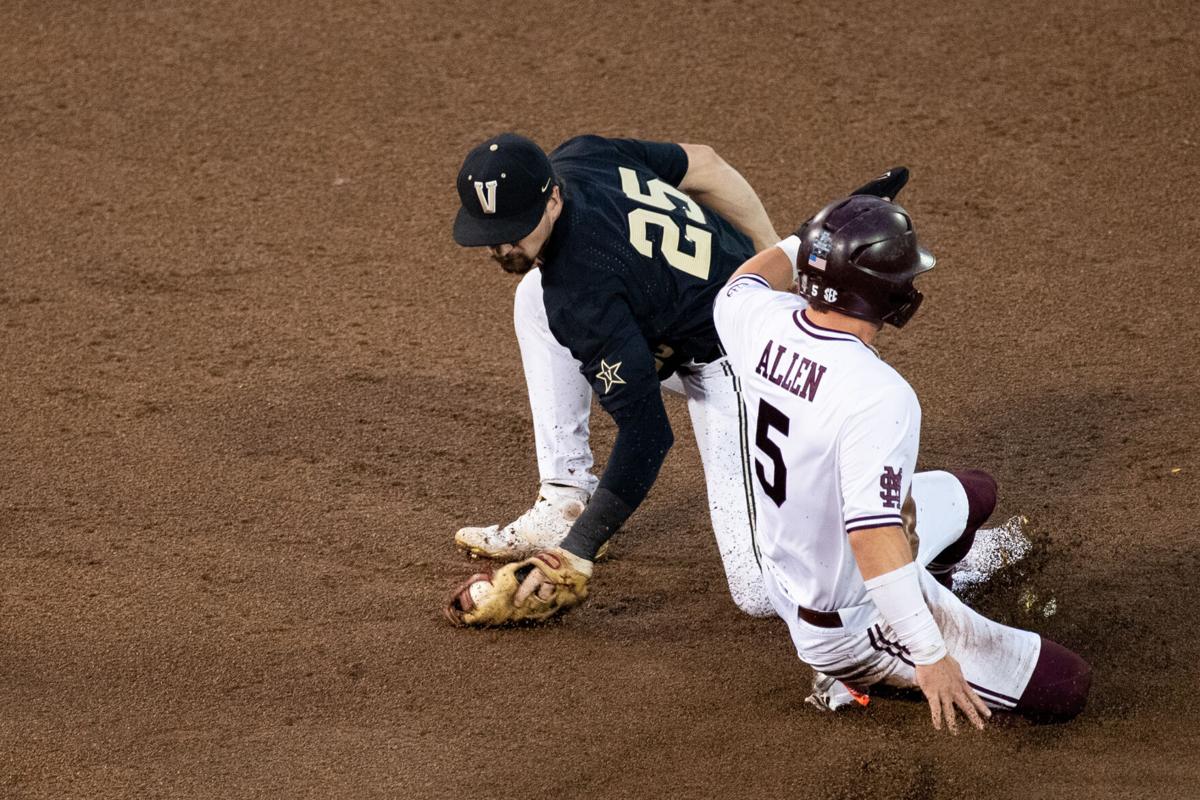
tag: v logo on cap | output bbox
[474,180,498,214]
[453,133,553,247]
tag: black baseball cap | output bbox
[453,133,556,247]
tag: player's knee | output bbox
[729,585,775,618]
[1017,637,1093,722]
[952,469,997,535]
[513,268,543,322]
[930,469,998,569]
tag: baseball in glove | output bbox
[444,547,593,627]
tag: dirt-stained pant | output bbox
[764,563,1043,709]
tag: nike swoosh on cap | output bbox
[541,178,551,192]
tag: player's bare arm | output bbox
[728,245,794,291]
[678,143,779,251]
[849,524,991,733]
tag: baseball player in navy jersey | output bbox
[444,132,782,624]
[713,190,1092,728]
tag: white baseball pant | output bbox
[761,470,1041,708]
[515,269,771,615]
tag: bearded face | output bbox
[491,249,537,274]
[484,188,561,275]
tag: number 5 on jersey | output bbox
[755,398,789,506]
[618,167,713,280]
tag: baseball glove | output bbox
[444,547,592,627]
[850,166,909,201]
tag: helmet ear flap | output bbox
[883,289,924,328]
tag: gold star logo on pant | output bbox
[596,359,626,393]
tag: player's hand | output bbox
[513,566,557,605]
[914,655,992,733]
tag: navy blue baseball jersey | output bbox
[538,135,757,418]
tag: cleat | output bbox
[846,685,871,707]
[806,671,870,712]
[455,484,608,562]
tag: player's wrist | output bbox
[908,635,948,666]
[560,487,632,561]
[862,561,947,665]
[775,234,802,284]
[547,546,594,577]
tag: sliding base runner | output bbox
[714,188,1091,729]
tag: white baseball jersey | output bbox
[713,273,920,614]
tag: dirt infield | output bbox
[2,1,1198,797]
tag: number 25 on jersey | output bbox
[618,167,712,280]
